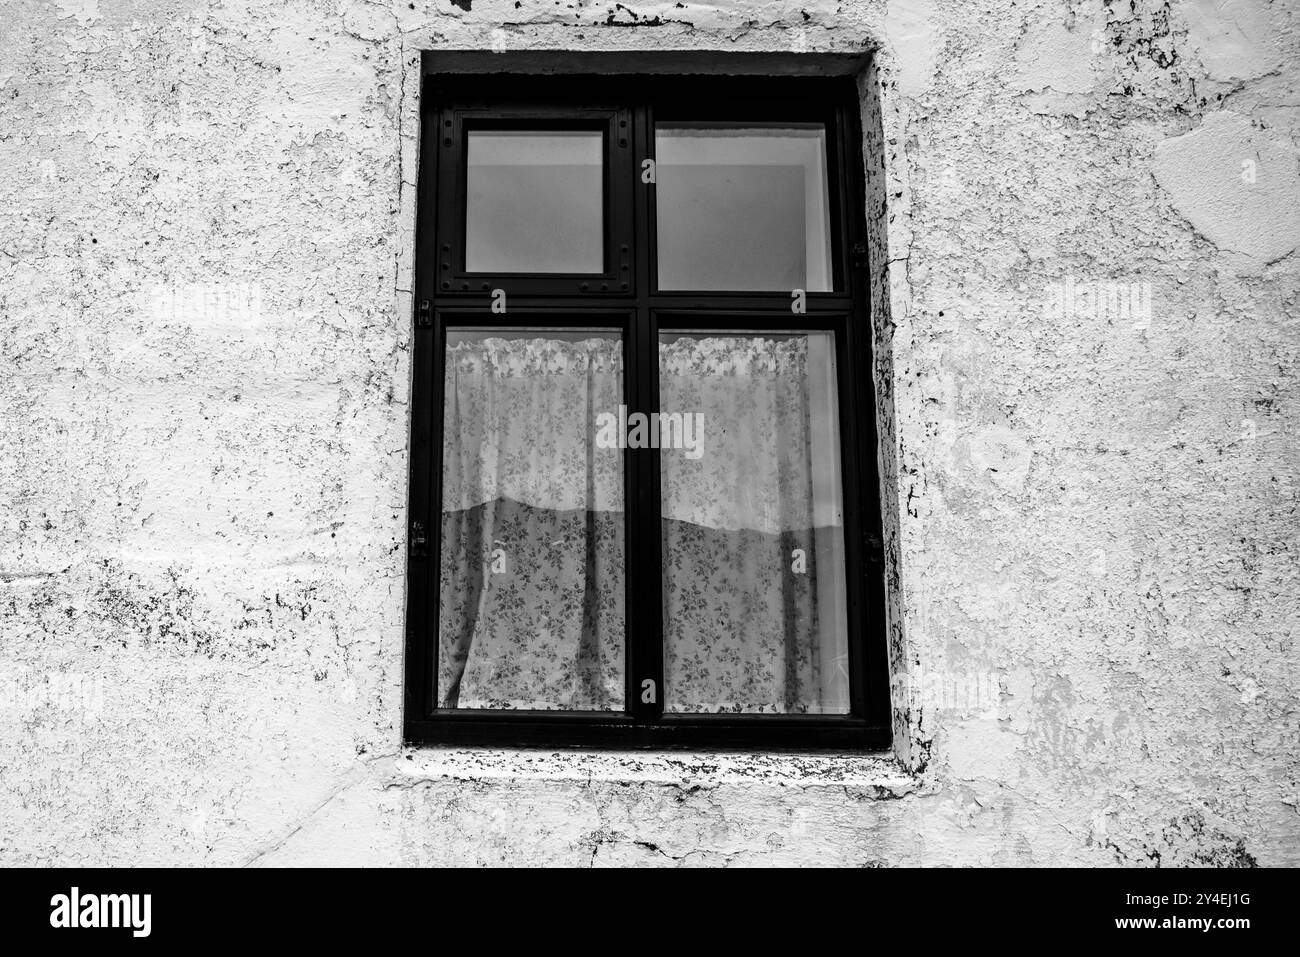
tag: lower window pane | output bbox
[438,329,625,710]
[659,331,850,714]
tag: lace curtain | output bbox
[438,333,849,713]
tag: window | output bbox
[406,73,889,749]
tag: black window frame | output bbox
[405,72,890,751]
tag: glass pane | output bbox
[659,331,849,714]
[655,125,832,291]
[465,131,604,273]
[438,328,625,710]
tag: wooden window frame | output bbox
[405,72,890,750]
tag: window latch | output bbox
[410,520,429,558]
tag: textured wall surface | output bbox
[1,0,1296,866]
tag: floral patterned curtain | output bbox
[438,333,848,714]
[658,334,848,713]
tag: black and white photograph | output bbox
[0,0,1294,926]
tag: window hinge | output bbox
[410,520,429,558]
[416,299,432,329]
[851,241,870,271]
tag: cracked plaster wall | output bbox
[0,0,1297,866]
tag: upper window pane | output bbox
[465,130,604,274]
[655,125,832,292]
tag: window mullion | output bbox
[627,306,664,725]
[629,101,665,725]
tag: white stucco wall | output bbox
[0,0,1296,866]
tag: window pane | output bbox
[655,125,832,291]
[438,328,625,710]
[659,331,849,714]
[465,131,604,273]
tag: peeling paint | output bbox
[1181,0,1285,82]
[1153,110,1300,263]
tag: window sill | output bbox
[392,747,919,798]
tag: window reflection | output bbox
[466,131,605,274]
[655,126,832,292]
